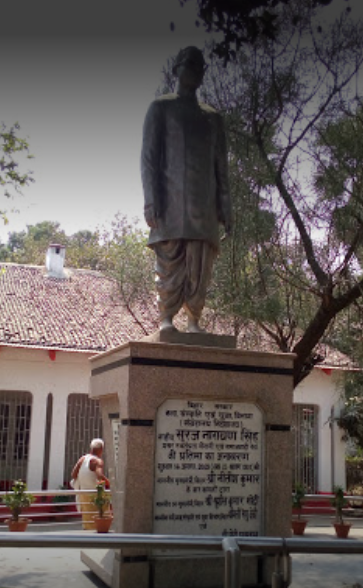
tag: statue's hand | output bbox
[144,204,158,229]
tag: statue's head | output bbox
[172,46,206,90]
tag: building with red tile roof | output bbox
[0,247,351,493]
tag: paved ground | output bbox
[1,518,363,587]
[0,521,104,588]
[290,518,363,588]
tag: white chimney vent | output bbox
[46,244,66,278]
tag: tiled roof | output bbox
[0,263,159,352]
[0,261,353,368]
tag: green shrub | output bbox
[2,480,35,522]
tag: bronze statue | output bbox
[141,46,231,333]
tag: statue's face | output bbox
[176,50,206,90]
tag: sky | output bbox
[1,0,360,245]
[0,0,209,243]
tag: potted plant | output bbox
[292,483,308,535]
[2,480,35,531]
[92,482,112,533]
[331,485,351,538]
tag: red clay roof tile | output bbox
[0,262,353,369]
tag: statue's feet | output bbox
[160,317,178,332]
[187,319,206,334]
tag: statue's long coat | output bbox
[141,93,231,252]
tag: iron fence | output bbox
[1,490,361,523]
[1,490,363,587]
[2,532,363,588]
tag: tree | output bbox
[3,221,66,265]
[314,104,363,267]
[207,118,279,327]
[325,302,363,447]
[0,122,34,223]
[1,223,104,270]
[185,1,363,385]
[66,230,104,270]
[99,215,157,334]
[336,371,363,449]
[174,0,346,61]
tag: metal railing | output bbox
[301,493,363,504]
[293,492,363,519]
[0,488,111,524]
[1,490,363,587]
[2,532,363,588]
[1,490,362,524]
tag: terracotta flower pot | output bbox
[94,515,113,533]
[333,522,351,539]
[5,518,31,532]
[291,519,308,536]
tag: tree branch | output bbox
[254,131,330,286]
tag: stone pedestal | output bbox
[84,335,295,588]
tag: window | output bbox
[14,404,31,460]
[0,403,10,460]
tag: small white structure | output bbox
[45,243,66,278]
[0,255,351,491]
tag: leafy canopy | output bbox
[174,0,348,62]
[174,0,363,384]
[0,122,34,223]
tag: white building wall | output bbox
[27,388,48,489]
[47,393,70,490]
[0,346,92,490]
[294,367,346,492]
[0,346,347,493]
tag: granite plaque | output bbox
[153,399,263,537]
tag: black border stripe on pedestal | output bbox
[265,424,291,432]
[91,357,130,376]
[131,356,293,376]
[122,555,148,563]
[121,419,154,427]
[91,355,294,377]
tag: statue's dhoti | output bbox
[151,239,216,321]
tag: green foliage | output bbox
[324,301,363,362]
[175,0,337,62]
[336,371,363,449]
[184,3,363,384]
[292,483,306,519]
[92,482,111,518]
[2,480,35,522]
[0,222,103,270]
[1,221,66,265]
[331,485,348,524]
[0,122,34,222]
[100,214,156,333]
[66,230,104,270]
[314,104,363,266]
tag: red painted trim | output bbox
[48,350,56,361]
[321,368,332,375]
